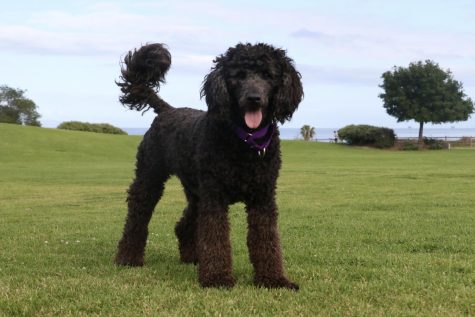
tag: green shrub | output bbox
[57,121,127,135]
[423,137,445,150]
[337,124,396,148]
[401,140,419,151]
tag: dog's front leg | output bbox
[196,201,235,288]
[246,202,299,290]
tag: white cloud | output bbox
[0,3,222,57]
[292,25,475,63]
[299,64,382,86]
[0,25,134,55]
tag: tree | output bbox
[379,60,474,146]
[0,85,41,126]
[300,125,315,141]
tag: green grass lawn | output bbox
[0,123,474,316]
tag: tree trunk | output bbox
[418,121,424,149]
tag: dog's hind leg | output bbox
[175,189,198,264]
[115,152,169,267]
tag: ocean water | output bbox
[123,127,475,141]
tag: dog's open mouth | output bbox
[244,110,263,129]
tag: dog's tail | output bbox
[117,43,173,114]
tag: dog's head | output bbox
[201,43,303,130]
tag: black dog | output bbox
[115,43,303,289]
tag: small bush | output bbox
[337,124,396,148]
[423,137,445,150]
[400,140,419,151]
[57,121,127,135]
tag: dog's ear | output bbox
[274,56,303,124]
[200,66,230,117]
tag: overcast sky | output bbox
[1,0,474,129]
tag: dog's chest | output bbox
[203,151,279,202]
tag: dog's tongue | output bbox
[244,110,262,129]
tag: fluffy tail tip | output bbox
[117,43,172,111]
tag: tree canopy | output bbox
[0,85,41,126]
[379,60,474,144]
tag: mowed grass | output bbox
[0,123,474,316]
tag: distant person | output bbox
[333,131,338,143]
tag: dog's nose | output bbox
[247,94,261,103]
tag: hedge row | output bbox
[398,138,447,151]
[57,121,127,135]
[337,124,396,148]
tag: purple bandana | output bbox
[233,123,275,155]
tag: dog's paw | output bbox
[115,253,144,267]
[179,253,198,265]
[254,276,299,291]
[199,274,236,289]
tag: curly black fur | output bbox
[115,42,303,290]
[117,43,172,112]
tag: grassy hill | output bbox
[0,123,474,316]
